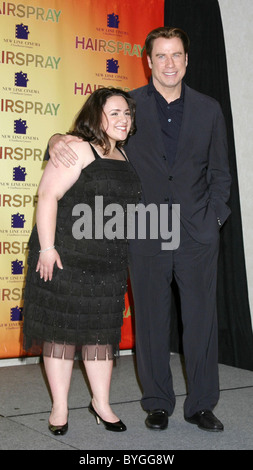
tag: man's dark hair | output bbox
[145,26,190,58]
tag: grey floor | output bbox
[0,352,252,453]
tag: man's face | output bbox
[147,36,188,96]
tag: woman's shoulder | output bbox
[68,139,94,168]
[68,138,90,152]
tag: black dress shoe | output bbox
[185,410,224,432]
[145,409,168,430]
[88,402,127,432]
[48,421,68,436]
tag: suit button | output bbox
[164,197,170,202]
[168,176,173,181]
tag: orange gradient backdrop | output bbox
[0,0,164,358]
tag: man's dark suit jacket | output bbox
[125,83,231,255]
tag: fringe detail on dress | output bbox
[42,341,117,360]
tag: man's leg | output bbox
[129,251,176,415]
[173,226,221,423]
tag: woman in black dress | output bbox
[23,88,141,434]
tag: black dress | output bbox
[22,144,141,360]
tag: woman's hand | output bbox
[36,249,63,282]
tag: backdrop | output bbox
[164,0,253,370]
[0,0,164,358]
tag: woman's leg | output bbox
[84,356,119,423]
[43,345,74,426]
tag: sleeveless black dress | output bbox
[22,145,141,360]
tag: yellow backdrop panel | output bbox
[0,0,164,358]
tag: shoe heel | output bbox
[88,401,126,432]
[89,401,100,424]
[95,414,100,425]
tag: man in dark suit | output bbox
[124,27,231,432]
[48,27,231,432]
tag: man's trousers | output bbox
[128,225,220,418]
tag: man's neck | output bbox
[154,82,182,104]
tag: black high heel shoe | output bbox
[88,401,127,432]
[48,409,68,436]
[48,421,68,436]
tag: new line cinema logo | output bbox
[72,197,181,251]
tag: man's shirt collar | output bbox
[147,76,185,104]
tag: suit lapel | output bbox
[141,92,167,153]
[135,85,197,171]
[138,90,169,171]
[174,85,196,168]
[141,84,197,170]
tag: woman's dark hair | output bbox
[145,26,190,59]
[69,87,136,155]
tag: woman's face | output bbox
[101,95,132,144]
